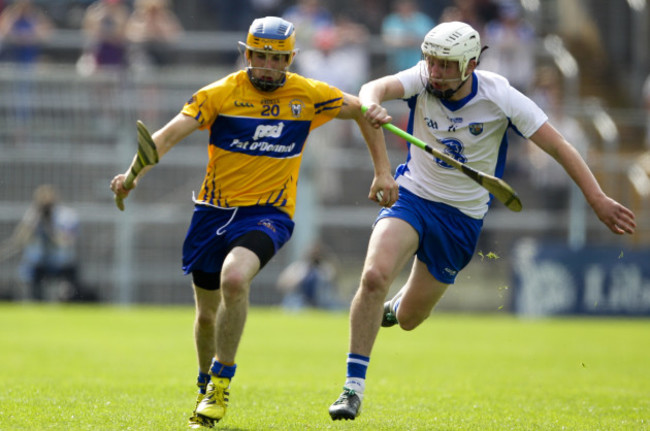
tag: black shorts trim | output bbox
[192,270,220,291]
[192,230,275,291]
[228,229,275,269]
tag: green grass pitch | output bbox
[0,303,648,430]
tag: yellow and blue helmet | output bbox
[245,16,296,55]
[239,16,296,91]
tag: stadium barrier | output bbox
[0,58,646,306]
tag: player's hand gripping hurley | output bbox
[114,121,159,211]
[362,106,522,212]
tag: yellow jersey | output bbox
[182,70,343,218]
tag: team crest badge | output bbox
[469,123,484,136]
[289,99,304,118]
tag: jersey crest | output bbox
[469,122,484,135]
[289,99,304,118]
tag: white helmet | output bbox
[421,21,482,82]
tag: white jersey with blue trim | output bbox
[395,62,548,219]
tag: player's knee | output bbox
[396,312,425,331]
[220,269,250,301]
[397,319,420,331]
[360,265,391,295]
[195,308,217,328]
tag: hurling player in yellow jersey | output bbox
[110,16,398,429]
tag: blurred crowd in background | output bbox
[0,0,648,305]
[1,0,648,118]
[0,0,647,105]
[0,0,536,83]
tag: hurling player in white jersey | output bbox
[329,21,636,420]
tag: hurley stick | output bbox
[115,120,159,211]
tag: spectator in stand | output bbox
[418,0,454,25]
[339,0,387,35]
[0,0,53,65]
[294,14,370,93]
[0,185,81,301]
[78,0,130,75]
[282,0,333,50]
[381,0,435,73]
[125,0,183,71]
[447,0,498,37]
[276,242,341,310]
[125,0,183,125]
[480,0,536,92]
[449,0,485,34]
[0,0,54,142]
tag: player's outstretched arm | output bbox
[110,113,199,199]
[337,92,398,207]
[358,75,405,128]
[530,122,636,235]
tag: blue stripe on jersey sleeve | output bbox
[210,115,310,158]
[314,97,342,114]
[315,97,342,109]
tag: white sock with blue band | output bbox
[345,353,369,398]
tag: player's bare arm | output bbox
[152,113,200,158]
[110,113,199,197]
[359,75,405,128]
[336,91,398,206]
[530,122,636,235]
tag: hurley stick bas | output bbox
[114,120,159,211]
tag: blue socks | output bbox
[197,371,211,394]
[346,353,370,379]
[345,353,369,395]
[197,359,236,394]
[210,359,237,380]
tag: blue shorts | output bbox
[376,187,483,284]
[182,205,294,275]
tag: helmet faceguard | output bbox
[420,21,483,99]
[239,16,296,92]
